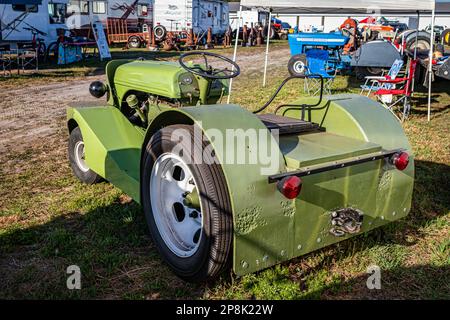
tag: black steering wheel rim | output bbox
[178,51,240,80]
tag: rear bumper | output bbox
[269,149,403,183]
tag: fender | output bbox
[144,105,295,276]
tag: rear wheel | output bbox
[405,35,430,52]
[141,125,233,282]
[288,54,307,76]
[442,29,450,46]
[68,127,102,184]
[355,66,384,81]
[154,25,167,41]
[128,36,141,48]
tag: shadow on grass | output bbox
[0,159,448,299]
[305,264,450,299]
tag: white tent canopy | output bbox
[229,0,437,121]
[240,0,435,12]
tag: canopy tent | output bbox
[228,0,437,121]
[0,1,42,4]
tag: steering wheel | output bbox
[178,51,240,80]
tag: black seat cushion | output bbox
[257,113,320,135]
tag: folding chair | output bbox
[360,58,404,96]
[304,49,336,96]
[373,59,418,122]
[0,43,14,77]
[17,42,38,72]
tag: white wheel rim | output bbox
[74,141,89,172]
[150,153,203,258]
[293,61,305,74]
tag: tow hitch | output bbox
[329,208,364,237]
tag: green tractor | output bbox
[67,52,414,282]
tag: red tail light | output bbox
[391,152,409,171]
[277,176,302,199]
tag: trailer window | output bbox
[69,1,89,15]
[92,1,107,14]
[138,4,149,17]
[48,3,67,24]
[12,5,38,13]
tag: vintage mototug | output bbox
[67,52,414,282]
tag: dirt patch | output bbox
[0,46,290,159]
[0,76,105,156]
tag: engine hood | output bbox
[114,60,190,98]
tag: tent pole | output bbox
[227,5,242,104]
[411,11,419,94]
[414,11,419,60]
[427,9,435,122]
[263,10,272,87]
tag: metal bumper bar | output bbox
[268,149,403,183]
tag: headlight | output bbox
[180,73,194,85]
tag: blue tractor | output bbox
[287,32,353,76]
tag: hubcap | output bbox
[293,61,305,74]
[150,153,203,258]
[74,141,89,172]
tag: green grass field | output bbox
[0,44,449,299]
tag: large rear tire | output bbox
[355,66,384,81]
[442,29,450,46]
[141,125,233,282]
[68,127,102,184]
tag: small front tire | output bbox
[288,54,307,76]
[68,127,102,184]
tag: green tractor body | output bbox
[67,55,414,279]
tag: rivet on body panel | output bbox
[280,250,286,256]
[392,211,396,216]
[241,261,249,269]
[297,244,302,250]
[317,237,322,243]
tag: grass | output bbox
[0,43,449,299]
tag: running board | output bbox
[268,149,403,183]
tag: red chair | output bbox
[373,59,418,121]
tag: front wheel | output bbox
[288,54,307,76]
[141,125,233,282]
[68,127,102,184]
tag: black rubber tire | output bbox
[154,25,167,41]
[405,35,430,52]
[141,125,233,282]
[46,42,58,62]
[68,127,102,184]
[280,33,288,40]
[288,54,307,76]
[128,36,141,48]
[368,30,379,41]
[355,66,384,81]
[262,25,276,40]
[442,29,450,46]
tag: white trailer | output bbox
[153,0,229,36]
[0,1,69,47]
[229,8,269,31]
[66,0,153,33]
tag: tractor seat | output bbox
[257,113,320,135]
